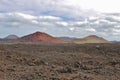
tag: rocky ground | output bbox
[0,43,120,80]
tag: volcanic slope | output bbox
[73,35,110,44]
[18,32,65,43]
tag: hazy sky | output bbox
[0,0,120,40]
[64,0,120,13]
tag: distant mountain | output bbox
[18,32,65,43]
[0,35,19,43]
[4,35,19,39]
[111,41,120,43]
[0,38,2,41]
[0,32,111,44]
[57,37,78,41]
[73,35,110,44]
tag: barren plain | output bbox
[0,43,120,80]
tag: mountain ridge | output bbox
[0,32,110,44]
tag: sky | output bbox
[0,0,120,41]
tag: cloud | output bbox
[0,0,98,20]
[0,12,120,40]
[86,28,96,32]
[1,0,120,13]
[56,21,69,26]
[0,0,120,40]
[69,27,75,31]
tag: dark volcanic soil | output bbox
[0,43,120,80]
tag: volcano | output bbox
[4,35,19,40]
[73,35,110,44]
[18,32,65,43]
